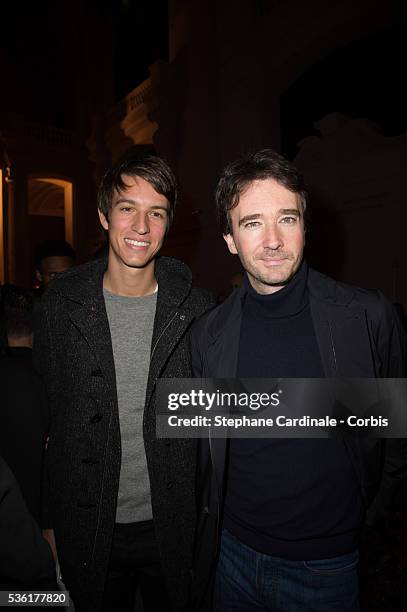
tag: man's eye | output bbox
[244,221,260,228]
[120,206,132,212]
[281,217,297,224]
[150,211,164,219]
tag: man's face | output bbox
[37,256,74,287]
[224,178,305,294]
[99,175,169,273]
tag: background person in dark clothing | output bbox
[0,285,49,524]
[35,239,76,291]
[0,455,56,591]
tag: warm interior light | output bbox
[0,169,4,283]
[28,177,74,247]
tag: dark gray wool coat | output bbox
[33,256,214,612]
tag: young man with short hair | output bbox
[34,152,214,612]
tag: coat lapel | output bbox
[308,269,381,493]
[56,256,197,417]
[205,288,244,378]
[308,269,377,377]
[145,257,194,410]
[68,298,117,394]
[204,289,246,494]
[56,257,117,395]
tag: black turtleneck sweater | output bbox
[223,261,363,559]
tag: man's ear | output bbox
[35,269,43,283]
[223,233,238,255]
[98,209,109,231]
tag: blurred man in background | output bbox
[35,239,76,291]
[0,284,49,524]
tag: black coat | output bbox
[33,256,214,612]
[190,267,407,611]
[0,456,56,590]
[0,348,49,524]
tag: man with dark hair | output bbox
[97,152,177,228]
[34,152,214,611]
[191,148,406,611]
[0,285,49,525]
[35,239,76,289]
[0,287,56,594]
[2,284,37,340]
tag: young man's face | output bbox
[224,178,305,294]
[99,175,169,273]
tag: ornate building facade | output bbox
[2,0,406,306]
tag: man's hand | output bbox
[42,528,58,562]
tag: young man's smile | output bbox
[99,174,169,275]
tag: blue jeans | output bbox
[214,529,360,612]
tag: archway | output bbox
[27,176,74,285]
[280,25,407,159]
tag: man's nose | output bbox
[263,222,283,250]
[132,212,150,234]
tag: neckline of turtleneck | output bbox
[244,259,309,319]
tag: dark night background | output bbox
[2,1,407,297]
[1,2,407,611]
[2,0,168,126]
[282,22,407,158]
[3,1,407,161]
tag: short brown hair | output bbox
[216,148,308,235]
[98,151,177,226]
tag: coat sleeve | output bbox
[366,291,407,525]
[0,456,57,589]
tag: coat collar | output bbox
[49,255,192,309]
[49,255,106,306]
[205,264,373,378]
[208,264,357,341]
[48,255,194,391]
[307,268,355,307]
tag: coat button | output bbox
[91,369,104,378]
[90,414,102,424]
[179,314,186,321]
[82,458,99,465]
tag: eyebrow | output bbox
[280,208,301,217]
[238,208,301,226]
[114,198,169,213]
[238,214,261,227]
